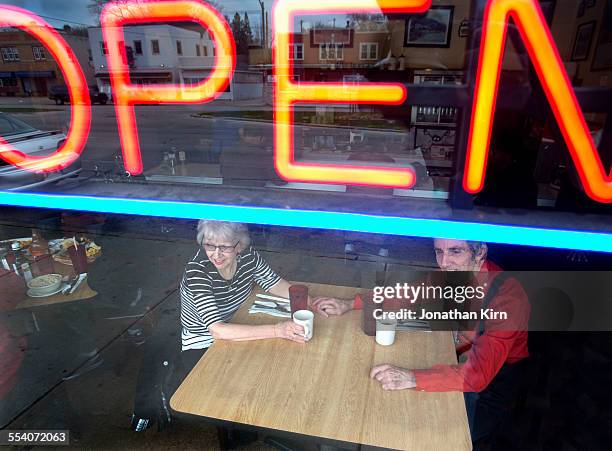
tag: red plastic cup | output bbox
[34,255,55,276]
[68,243,88,274]
[289,284,309,314]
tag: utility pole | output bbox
[265,11,269,49]
[258,0,266,48]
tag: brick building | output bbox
[0,28,94,97]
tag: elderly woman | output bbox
[179,220,307,367]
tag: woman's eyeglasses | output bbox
[202,242,239,253]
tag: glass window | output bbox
[32,46,46,60]
[360,43,368,59]
[0,77,17,87]
[369,43,377,59]
[359,43,378,60]
[1,47,19,62]
[290,43,303,60]
[319,44,327,60]
[320,43,343,60]
[1,6,612,451]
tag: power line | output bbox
[35,14,95,28]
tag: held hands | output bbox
[370,364,417,390]
[310,297,353,317]
[274,320,307,343]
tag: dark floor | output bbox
[1,208,611,450]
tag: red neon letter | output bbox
[465,0,612,202]
[0,6,90,173]
[101,1,235,175]
[274,1,430,188]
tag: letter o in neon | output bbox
[0,6,91,173]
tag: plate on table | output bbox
[27,285,65,298]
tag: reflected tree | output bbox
[87,0,223,24]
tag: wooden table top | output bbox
[171,283,471,451]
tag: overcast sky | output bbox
[4,1,275,28]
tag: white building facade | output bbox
[88,24,242,100]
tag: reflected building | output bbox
[0,27,94,97]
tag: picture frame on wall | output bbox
[404,6,454,48]
[572,21,596,61]
[592,0,612,70]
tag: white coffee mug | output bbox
[292,309,314,340]
[375,318,397,346]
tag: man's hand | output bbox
[310,297,354,317]
[370,364,417,390]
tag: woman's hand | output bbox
[310,297,354,317]
[274,320,307,343]
[370,364,417,390]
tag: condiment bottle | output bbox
[0,245,10,271]
[31,229,54,275]
[11,242,33,283]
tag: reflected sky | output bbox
[3,1,276,27]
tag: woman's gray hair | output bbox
[196,220,251,252]
[467,241,488,262]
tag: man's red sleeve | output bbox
[413,277,530,392]
[414,329,520,391]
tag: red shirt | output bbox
[355,261,530,392]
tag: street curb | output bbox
[190,114,406,134]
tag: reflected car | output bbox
[0,113,81,191]
[48,85,109,105]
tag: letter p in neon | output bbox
[102,0,235,175]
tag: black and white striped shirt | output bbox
[180,246,281,351]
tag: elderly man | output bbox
[312,239,530,445]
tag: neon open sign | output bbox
[1,0,611,253]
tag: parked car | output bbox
[0,113,80,190]
[48,85,109,105]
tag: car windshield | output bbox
[0,113,37,136]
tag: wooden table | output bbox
[171,283,471,450]
[11,251,98,310]
[16,280,97,309]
